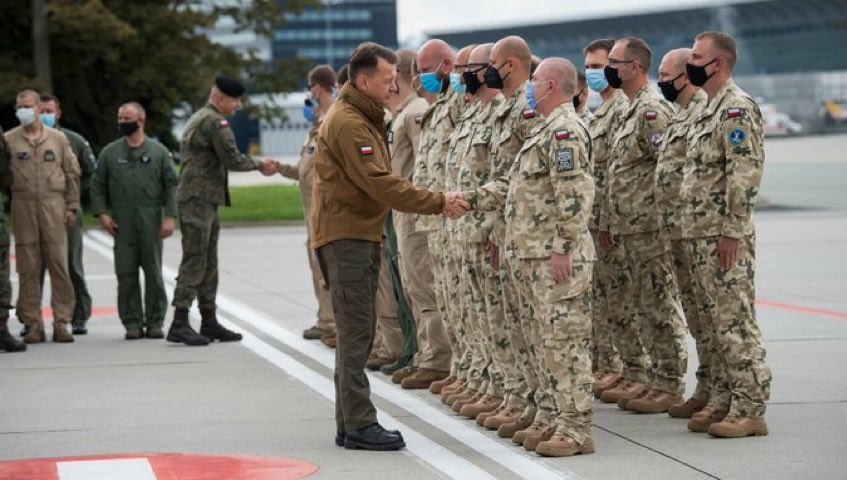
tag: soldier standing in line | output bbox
[0,126,27,352]
[90,102,178,340]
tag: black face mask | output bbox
[686,58,718,87]
[603,66,623,89]
[572,88,584,110]
[463,69,484,95]
[484,62,509,89]
[118,121,140,136]
[657,73,687,103]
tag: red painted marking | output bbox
[0,453,318,480]
[757,299,847,321]
[38,306,118,320]
[8,254,14,262]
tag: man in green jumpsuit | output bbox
[167,75,276,346]
[0,126,27,352]
[18,94,95,336]
[90,102,178,339]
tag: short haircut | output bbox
[348,42,397,82]
[577,70,587,90]
[696,31,738,68]
[16,89,40,104]
[40,92,60,107]
[584,38,615,55]
[308,65,336,91]
[337,64,350,85]
[396,49,416,84]
[120,101,146,121]
[530,55,541,75]
[620,37,652,71]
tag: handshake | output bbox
[443,192,469,219]
[259,159,281,176]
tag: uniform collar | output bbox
[339,83,386,127]
[593,89,626,118]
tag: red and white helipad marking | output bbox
[0,453,318,480]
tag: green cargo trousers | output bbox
[316,239,381,431]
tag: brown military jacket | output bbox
[4,125,80,212]
[588,90,629,231]
[279,121,321,217]
[604,85,674,235]
[681,79,764,240]
[178,104,259,206]
[309,83,445,249]
[470,103,595,261]
[656,88,708,239]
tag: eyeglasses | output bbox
[607,58,634,67]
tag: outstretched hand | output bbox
[259,158,279,176]
[443,192,469,219]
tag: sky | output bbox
[396,0,753,45]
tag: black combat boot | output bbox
[199,308,242,342]
[166,308,209,346]
[0,316,27,352]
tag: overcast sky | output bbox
[396,0,754,44]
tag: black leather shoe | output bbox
[335,429,345,447]
[72,323,88,335]
[343,424,405,451]
[200,322,243,342]
[0,328,27,352]
[380,360,407,376]
[167,324,210,346]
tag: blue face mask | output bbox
[40,113,57,128]
[303,103,315,123]
[420,60,445,94]
[586,68,609,92]
[525,82,537,110]
[449,72,466,95]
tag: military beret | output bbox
[215,75,246,97]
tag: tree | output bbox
[0,0,317,151]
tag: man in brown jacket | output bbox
[310,42,467,451]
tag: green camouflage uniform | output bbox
[587,90,629,376]
[172,104,260,309]
[656,88,711,404]
[605,85,688,395]
[0,128,11,320]
[90,136,177,330]
[680,79,771,418]
[469,103,595,445]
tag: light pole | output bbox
[32,0,53,91]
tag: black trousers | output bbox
[317,239,381,431]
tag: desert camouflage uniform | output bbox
[604,85,687,395]
[469,102,595,445]
[587,90,628,376]
[656,88,711,404]
[680,79,771,418]
[413,90,462,375]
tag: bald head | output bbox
[456,44,476,68]
[493,36,531,72]
[417,38,455,74]
[536,57,577,97]
[660,48,692,78]
[469,43,493,66]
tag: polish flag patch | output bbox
[219,119,230,128]
[522,108,536,119]
[727,108,743,118]
[644,111,658,120]
[359,146,374,156]
[554,130,570,140]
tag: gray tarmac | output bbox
[1,134,846,479]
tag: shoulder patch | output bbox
[414,114,423,124]
[644,110,658,121]
[359,146,374,156]
[727,128,747,145]
[554,130,570,140]
[522,108,536,119]
[555,148,574,172]
[726,107,746,119]
[650,131,664,148]
[219,119,230,128]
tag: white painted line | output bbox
[83,232,498,480]
[57,458,155,480]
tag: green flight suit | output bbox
[90,136,178,330]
